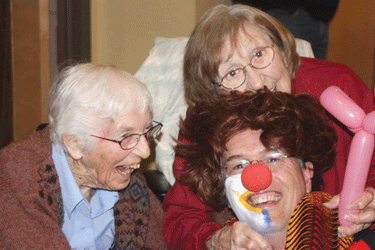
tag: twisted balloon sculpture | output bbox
[320,86,375,226]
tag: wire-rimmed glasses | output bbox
[217,45,275,90]
[90,121,163,150]
[223,152,290,177]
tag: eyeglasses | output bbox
[223,152,290,177]
[90,121,163,150]
[217,46,275,90]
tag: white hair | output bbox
[49,63,152,152]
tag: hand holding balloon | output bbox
[320,86,375,226]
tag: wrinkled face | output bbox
[222,129,312,234]
[217,25,292,94]
[75,111,152,191]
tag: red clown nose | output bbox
[241,163,272,192]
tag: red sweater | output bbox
[163,57,375,250]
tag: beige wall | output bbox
[9,0,374,142]
[91,0,229,74]
[11,0,50,141]
[327,0,375,90]
[91,0,374,90]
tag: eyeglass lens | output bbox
[221,47,274,89]
[224,153,288,177]
[120,123,162,149]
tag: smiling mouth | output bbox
[248,192,281,206]
[116,164,140,175]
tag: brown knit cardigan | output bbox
[0,128,168,249]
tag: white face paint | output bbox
[225,174,272,233]
[223,129,313,235]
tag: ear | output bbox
[62,134,84,160]
[303,162,314,193]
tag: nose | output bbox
[134,135,151,159]
[243,67,264,91]
[241,163,272,192]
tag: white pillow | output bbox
[295,38,315,58]
[135,37,314,185]
[135,37,189,184]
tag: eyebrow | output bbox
[221,44,272,65]
[117,120,153,137]
[225,154,247,163]
[224,148,280,163]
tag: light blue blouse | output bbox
[52,145,119,250]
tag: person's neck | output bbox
[66,154,97,202]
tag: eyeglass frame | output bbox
[215,45,275,90]
[222,152,304,178]
[90,120,163,150]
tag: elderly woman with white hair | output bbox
[0,63,168,249]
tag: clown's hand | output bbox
[324,187,375,237]
[206,221,272,250]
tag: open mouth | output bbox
[248,192,282,206]
[115,164,140,176]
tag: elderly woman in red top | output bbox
[163,4,375,250]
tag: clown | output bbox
[173,89,359,249]
[223,129,313,242]
[225,162,273,233]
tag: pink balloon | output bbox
[363,111,375,134]
[320,86,375,226]
[339,131,374,226]
[320,86,365,133]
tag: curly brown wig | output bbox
[176,88,337,211]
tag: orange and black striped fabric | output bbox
[225,192,354,249]
[285,192,353,250]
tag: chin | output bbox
[276,82,292,94]
[107,179,131,191]
[118,180,131,190]
[231,200,273,231]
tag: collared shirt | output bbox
[52,145,119,250]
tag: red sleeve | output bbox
[348,240,371,250]
[162,132,222,250]
[293,58,375,194]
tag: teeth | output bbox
[250,194,281,205]
[127,164,140,169]
[116,164,140,175]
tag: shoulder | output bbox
[0,128,64,228]
[293,57,370,100]
[0,128,56,197]
[297,57,359,76]
[1,128,52,165]
[305,191,333,204]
